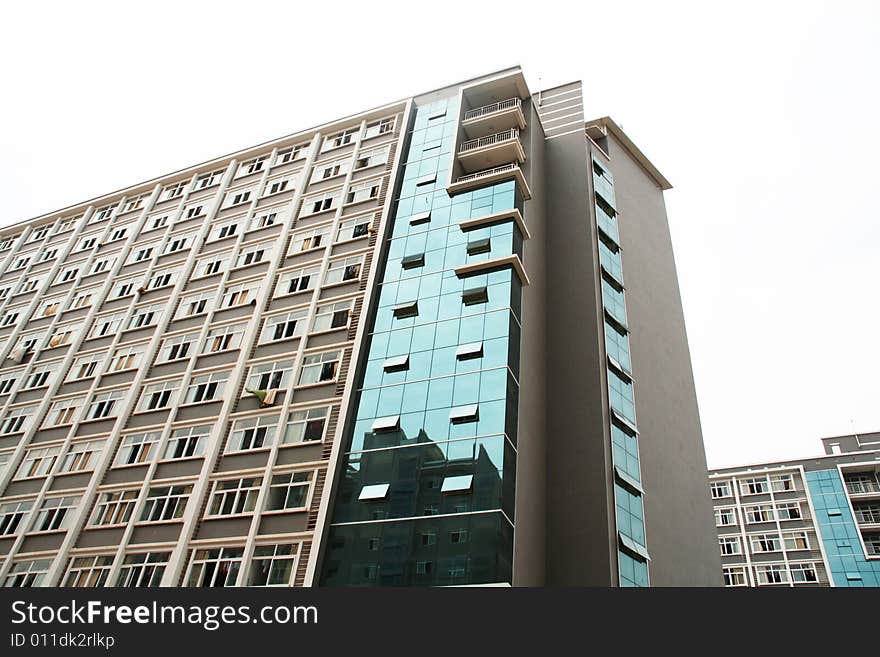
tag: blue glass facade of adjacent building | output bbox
[805,469,880,587]
[592,157,650,587]
[321,94,524,586]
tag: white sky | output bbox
[1,1,877,468]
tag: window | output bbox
[202,323,246,353]
[750,533,782,553]
[184,371,228,404]
[784,531,810,551]
[59,439,104,473]
[290,226,329,252]
[107,343,145,371]
[144,214,169,233]
[300,192,339,217]
[298,351,340,385]
[384,355,410,372]
[47,324,79,348]
[228,415,278,452]
[238,156,267,177]
[845,473,877,494]
[355,145,390,170]
[275,144,307,165]
[108,226,128,242]
[462,286,488,306]
[121,194,147,213]
[91,490,139,526]
[12,255,30,270]
[89,312,125,339]
[262,309,307,342]
[4,560,52,587]
[112,276,139,299]
[164,425,210,460]
[210,220,239,241]
[16,445,61,479]
[194,169,224,190]
[740,477,769,495]
[89,257,114,275]
[222,281,259,307]
[86,390,124,420]
[336,215,372,243]
[0,309,20,327]
[44,397,84,426]
[401,253,425,269]
[161,181,187,201]
[148,267,179,289]
[186,548,243,587]
[250,210,279,231]
[0,237,15,251]
[28,225,51,242]
[68,353,102,380]
[223,189,253,208]
[719,536,741,555]
[311,159,350,183]
[117,552,169,587]
[359,483,389,501]
[177,291,214,318]
[777,502,802,520]
[755,564,789,585]
[247,360,293,391]
[745,504,775,524]
[18,276,42,294]
[278,266,319,295]
[345,178,381,204]
[283,406,330,444]
[163,233,194,254]
[364,117,395,139]
[208,477,262,516]
[249,544,298,586]
[0,501,33,536]
[138,380,180,411]
[722,566,747,587]
[32,495,79,532]
[791,563,818,583]
[771,473,795,492]
[78,236,98,252]
[267,471,312,510]
[324,255,363,285]
[19,332,45,355]
[68,287,96,310]
[235,242,271,268]
[0,371,19,395]
[263,176,293,196]
[127,304,163,330]
[128,244,156,263]
[441,474,473,493]
[311,300,352,334]
[38,247,58,262]
[323,127,359,151]
[23,363,55,389]
[158,333,197,362]
[64,556,115,587]
[1,406,35,434]
[715,508,736,527]
[450,404,479,424]
[182,203,205,220]
[140,485,191,521]
[195,254,231,278]
[55,265,79,284]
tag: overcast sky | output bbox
[1,1,877,468]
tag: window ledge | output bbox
[453,254,529,286]
[458,208,530,240]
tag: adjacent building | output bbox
[710,432,880,587]
[0,66,717,587]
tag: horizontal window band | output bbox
[329,508,514,528]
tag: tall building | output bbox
[0,66,717,587]
[710,433,880,587]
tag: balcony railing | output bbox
[459,129,519,154]
[455,163,518,184]
[463,97,521,122]
[847,482,880,495]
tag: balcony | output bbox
[461,98,526,139]
[457,128,525,174]
[447,163,531,200]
